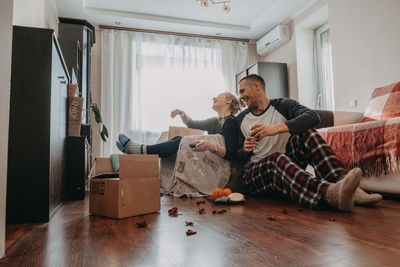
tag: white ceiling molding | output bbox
[55,0,319,40]
[85,7,250,32]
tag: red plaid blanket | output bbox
[318,117,400,176]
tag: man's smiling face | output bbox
[239,80,258,109]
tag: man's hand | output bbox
[192,140,214,152]
[244,136,259,153]
[250,123,289,141]
[170,109,184,118]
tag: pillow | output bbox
[110,154,119,172]
[361,81,400,121]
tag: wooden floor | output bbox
[1,195,400,267]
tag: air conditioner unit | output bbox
[256,25,290,56]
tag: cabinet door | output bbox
[247,63,258,75]
[49,41,68,215]
[258,62,288,98]
[235,70,247,94]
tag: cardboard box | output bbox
[68,97,83,136]
[167,126,205,140]
[89,155,160,219]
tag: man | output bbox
[236,74,382,211]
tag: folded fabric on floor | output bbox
[160,134,231,198]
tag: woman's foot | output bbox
[116,133,131,153]
[116,133,146,154]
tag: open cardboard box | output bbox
[89,155,160,219]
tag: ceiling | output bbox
[54,0,317,40]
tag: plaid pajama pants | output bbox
[242,129,347,208]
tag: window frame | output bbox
[315,23,335,110]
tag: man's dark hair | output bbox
[239,74,266,90]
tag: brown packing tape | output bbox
[119,155,159,179]
[168,126,205,140]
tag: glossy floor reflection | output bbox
[2,194,400,266]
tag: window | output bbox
[101,30,248,156]
[130,41,226,144]
[315,24,335,110]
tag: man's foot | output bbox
[116,133,145,154]
[326,168,362,211]
[354,188,382,206]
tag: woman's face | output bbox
[212,93,229,110]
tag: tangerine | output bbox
[223,188,232,196]
[211,188,224,200]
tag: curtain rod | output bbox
[99,25,250,43]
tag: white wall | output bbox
[0,0,13,259]
[329,0,400,111]
[252,0,400,112]
[254,0,328,100]
[13,0,58,34]
[0,0,58,258]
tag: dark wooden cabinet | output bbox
[58,18,95,125]
[236,61,288,98]
[58,19,95,199]
[66,136,90,200]
[7,26,70,223]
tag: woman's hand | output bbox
[170,109,184,118]
[192,140,215,152]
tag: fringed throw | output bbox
[318,117,400,177]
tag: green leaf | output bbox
[102,125,109,138]
[100,130,106,142]
[91,103,102,124]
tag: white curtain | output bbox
[101,29,248,156]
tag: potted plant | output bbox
[90,103,109,142]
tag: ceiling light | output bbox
[196,0,232,13]
[223,3,231,13]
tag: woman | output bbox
[116,92,240,160]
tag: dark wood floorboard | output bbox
[1,195,400,267]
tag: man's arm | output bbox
[250,123,289,141]
[272,98,320,134]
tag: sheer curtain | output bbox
[101,29,248,156]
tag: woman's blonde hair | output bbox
[223,92,241,115]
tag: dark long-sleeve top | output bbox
[236,98,320,163]
[185,115,239,161]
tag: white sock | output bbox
[126,141,147,154]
